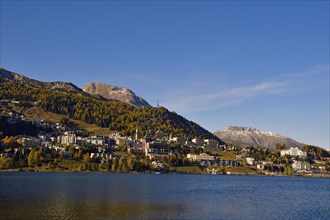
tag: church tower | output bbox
[135,126,138,141]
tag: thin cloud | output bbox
[284,63,329,79]
[163,63,329,114]
[166,81,288,113]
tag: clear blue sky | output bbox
[1,1,329,149]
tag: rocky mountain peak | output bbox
[215,126,304,149]
[82,82,150,107]
[224,126,258,132]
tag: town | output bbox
[1,110,330,176]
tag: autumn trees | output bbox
[0,81,218,141]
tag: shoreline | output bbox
[1,169,329,179]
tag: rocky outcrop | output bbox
[83,82,150,107]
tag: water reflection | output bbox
[1,173,330,219]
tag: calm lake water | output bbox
[0,172,329,220]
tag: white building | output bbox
[58,132,76,145]
[281,147,307,157]
[292,161,311,171]
[246,157,255,166]
[187,153,214,162]
[204,139,218,148]
[90,153,112,159]
[87,136,106,146]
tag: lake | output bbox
[0,172,329,220]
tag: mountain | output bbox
[0,68,83,93]
[214,126,304,149]
[0,67,222,142]
[83,82,150,107]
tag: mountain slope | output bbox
[214,126,304,149]
[0,68,222,142]
[83,82,150,107]
[0,67,83,93]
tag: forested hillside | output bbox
[0,81,223,142]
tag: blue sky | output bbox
[1,1,329,149]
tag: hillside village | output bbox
[1,109,329,176]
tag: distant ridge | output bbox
[0,67,83,93]
[83,82,150,107]
[214,126,305,149]
[0,68,150,107]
